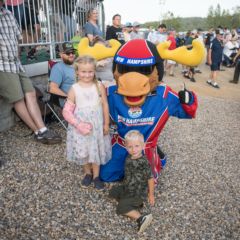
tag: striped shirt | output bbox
[0,7,24,73]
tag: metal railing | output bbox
[4,0,105,60]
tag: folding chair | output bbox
[43,60,68,130]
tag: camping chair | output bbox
[43,60,67,130]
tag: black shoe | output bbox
[137,214,153,233]
[35,129,62,144]
[81,174,93,188]
[93,177,105,190]
[195,70,202,73]
[190,77,196,82]
[229,80,238,84]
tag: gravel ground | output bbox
[0,96,240,240]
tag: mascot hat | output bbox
[113,39,164,84]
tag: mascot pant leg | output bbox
[100,143,128,182]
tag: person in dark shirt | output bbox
[106,14,125,44]
[206,29,224,88]
[109,130,155,233]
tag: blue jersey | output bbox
[100,84,197,182]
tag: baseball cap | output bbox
[59,42,75,53]
[132,21,141,27]
[125,22,132,28]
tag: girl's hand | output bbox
[103,124,109,135]
[77,122,92,135]
[148,194,155,206]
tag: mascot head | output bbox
[113,40,164,106]
[78,38,204,107]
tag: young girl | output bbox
[62,55,111,190]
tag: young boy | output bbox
[109,130,155,233]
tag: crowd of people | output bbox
[104,16,240,88]
[0,1,239,233]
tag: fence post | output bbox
[46,0,56,59]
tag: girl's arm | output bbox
[62,87,92,135]
[100,83,110,135]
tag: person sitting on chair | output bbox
[0,2,61,144]
[49,42,76,107]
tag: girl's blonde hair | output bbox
[74,55,97,82]
[124,130,144,144]
[74,55,101,97]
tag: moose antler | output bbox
[77,37,121,60]
[157,39,205,66]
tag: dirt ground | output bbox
[163,63,240,102]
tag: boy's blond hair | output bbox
[124,130,144,144]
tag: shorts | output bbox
[210,62,221,71]
[0,71,34,103]
[109,185,144,215]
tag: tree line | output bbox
[142,4,240,31]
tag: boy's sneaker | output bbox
[35,129,62,144]
[137,213,153,233]
[93,177,105,190]
[81,174,93,188]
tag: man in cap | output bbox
[0,0,61,144]
[123,22,132,42]
[106,14,125,44]
[49,42,76,106]
[130,21,143,40]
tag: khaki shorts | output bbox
[0,71,34,103]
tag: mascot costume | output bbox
[78,37,204,182]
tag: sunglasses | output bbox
[65,51,75,56]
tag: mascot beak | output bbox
[118,72,150,107]
[157,39,205,66]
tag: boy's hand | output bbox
[148,194,155,206]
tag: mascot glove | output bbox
[178,89,193,105]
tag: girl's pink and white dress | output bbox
[66,83,112,165]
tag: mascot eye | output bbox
[117,65,154,75]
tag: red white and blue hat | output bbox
[114,39,156,67]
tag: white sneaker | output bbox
[137,213,153,233]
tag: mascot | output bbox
[78,37,204,182]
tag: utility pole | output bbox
[158,0,166,23]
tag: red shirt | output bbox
[167,35,176,50]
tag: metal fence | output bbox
[4,0,105,60]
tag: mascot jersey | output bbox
[100,84,197,182]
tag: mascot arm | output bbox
[167,87,198,118]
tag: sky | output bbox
[103,0,238,25]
